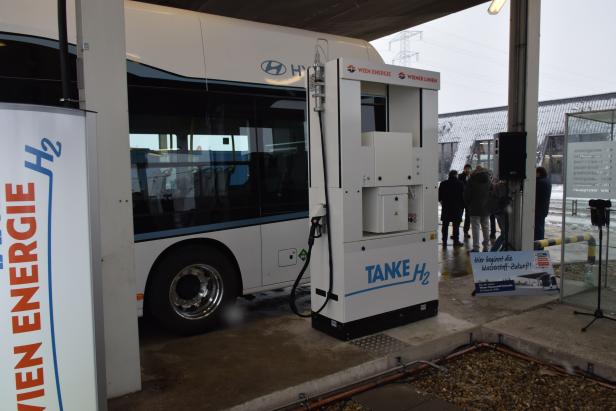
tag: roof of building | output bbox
[139,0,485,40]
[438,92,616,171]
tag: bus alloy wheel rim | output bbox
[169,263,224,320]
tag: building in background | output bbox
[438,92,616,183]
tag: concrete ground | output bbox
[353,384,462,411]
[480,302,616,381]
[107,234,616,411]
[108,289,374,411]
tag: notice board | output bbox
[566,141,616,199]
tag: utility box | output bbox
[361,132,414,187]
[308,58,440,340]
[363,186,409,233]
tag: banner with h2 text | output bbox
[471,250,559,296]
[0,104,99,410]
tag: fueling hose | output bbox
[289,217,322,317]
[289,110,334,318]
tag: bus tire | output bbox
[147,244,239,335]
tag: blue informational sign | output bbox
[470,251,559,296]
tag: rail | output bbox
[534,233,596,264]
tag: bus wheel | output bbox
[147,244,239,335]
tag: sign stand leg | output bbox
[574,208,616,332]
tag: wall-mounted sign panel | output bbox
[0,104,100,411]
[566,141,616,199]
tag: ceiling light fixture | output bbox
[488,0,508,15]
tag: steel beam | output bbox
[507,0,541,250]
[75,0,142,401]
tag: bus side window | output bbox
[256,97,307,217]
[0,36,79,108]
[127,67,307,237]
[128,79,261,235]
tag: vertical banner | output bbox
[0,105,99,410]
[471,251,559,296]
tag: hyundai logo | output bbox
[261,60,287,76]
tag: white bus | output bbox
[0,0,386,334]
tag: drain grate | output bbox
[349,333,409,356]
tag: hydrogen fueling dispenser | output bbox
[305,58,440,340]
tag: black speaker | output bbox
[494,132,527,180]
[589,199,611,227]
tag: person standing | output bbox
[439,170,465,248]
[489,170,498,240]
[489,214,497,240]
[464,166,492,252]
[458,164,472,239]
[489,180,510,251]
[535,166,552,241]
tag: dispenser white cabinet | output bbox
[308,58,440,340]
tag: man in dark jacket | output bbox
[464,166,492,252]
[439,170,465,248]
[535,166,552,241]
[458,164,472,238]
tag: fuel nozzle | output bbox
[308,217,323,246]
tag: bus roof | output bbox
[0,0,384,87]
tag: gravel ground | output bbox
[326,349,616,411]
[325,399,367,411]
[409,349,616,411]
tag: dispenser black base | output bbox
[312,299,438,341]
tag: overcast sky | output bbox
[371,0,616,114]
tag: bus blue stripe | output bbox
[134,211,309,242]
